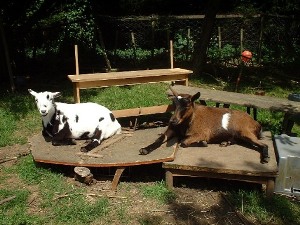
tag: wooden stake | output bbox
[0,196,16,205]
[75,45,79,76]
[170,40,174,69]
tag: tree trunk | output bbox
[192,0,221,77]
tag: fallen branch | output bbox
[0,157,17,164]
[87,193,127,199]
[53,192,127,201]
[0,196,16,205]
[221,193,255,225]
[151,209,172,213]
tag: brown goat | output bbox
[139,86,270,164]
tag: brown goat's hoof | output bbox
[139,148,149,155]
[80,147,88,153]
[52,141,60,146]
[219,141,231,147]
[261,156,270,164]
[201,141,208,147]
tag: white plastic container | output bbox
[274,134,300,196]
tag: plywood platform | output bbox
[30,127,177,167]
[163,131,278,197]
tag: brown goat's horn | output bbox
[169,85,179,97]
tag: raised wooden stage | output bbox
[30,126,278,196]
[163,131,278,198]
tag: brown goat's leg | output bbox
[181,135,208,147]
[242,134,270,164]
[139,128,175,155]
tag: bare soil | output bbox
[0,142,260,225]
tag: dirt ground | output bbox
[0,142,261,225]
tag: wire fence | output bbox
[96,14,299,69]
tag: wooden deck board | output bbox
[163,132,278,177]
[30,127,177,167]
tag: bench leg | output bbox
[73,83,80,103]
[266,179,275,198]
[165,170,174,189]
[111,167,125,191]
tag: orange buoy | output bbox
[241,50,252,62]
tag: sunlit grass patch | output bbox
[141,181,175,204]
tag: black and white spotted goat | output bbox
[28,89,121,152]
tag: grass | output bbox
[228,190,300,225]
[0,66,300,224]
[141,180,176,204]
[1,155,109,225]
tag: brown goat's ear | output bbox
[191,92,201,102]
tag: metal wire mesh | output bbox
[96,14,299,69]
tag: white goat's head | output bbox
[28,89,61,117]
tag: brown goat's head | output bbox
[169,86,200,125]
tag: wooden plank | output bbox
[74,74,188,89]
[168,85,300,113]
[113,105,174,118]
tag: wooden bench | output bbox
[168,85,300,133]
[68,68,192,103]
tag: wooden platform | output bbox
[30,127,177,167]
[30,127,177,190]
[162,131,278,197]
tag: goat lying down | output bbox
[140,86,270,164]
[28,89,121,152]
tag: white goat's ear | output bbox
[28,89,37,97]
[53,92,61,98]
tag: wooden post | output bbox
[97,28,112,72]
[170,40,174,69]
[186,28,191,60]
[151,20,155,62]
[218,26,222,49]
[165,170,174,189]
[74,45,80,103]
[240,28,244,54]
[131,32,137,65]
[258,15,264,64]
[75,45,79,76]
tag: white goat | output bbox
[28,89,121,152]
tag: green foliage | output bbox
[173,29,194,61]
[141,181,175,204]
[207,44,239,62]
[112,47,165,62]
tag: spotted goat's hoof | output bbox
[139,148,149,155]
